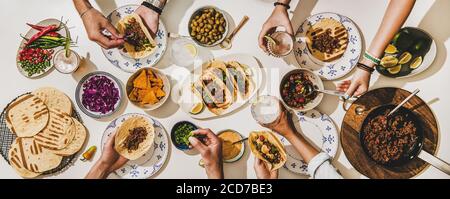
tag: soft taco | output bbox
[114,116,155,160]
[117,13,157,59]
[226,61,254,100]
[248,131,287,171]
[204,60,237,102]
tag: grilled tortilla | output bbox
[32,87,73,115]
[114,116,155,160]
[49,119,87,156]
[9,138,62,174]
[6,94,49,137]
[248,131,287,171]
[117,13,157,59]
[34,108,76,150]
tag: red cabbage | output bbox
[82,75,120,114]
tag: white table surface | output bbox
[1,0,449,179]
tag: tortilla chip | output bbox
[129,88,139,101]
[142,89,158,105]
[147,69,156,79]
[155,88,166,98]
[134,70,148,89]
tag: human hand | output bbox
[263,109,296,139]
[85,132,128,179]
[254,157,278,179]
[258,6,294,52]
[189,129,224,179]
[135,5,160,38]
[81,8,124,49]
[99,132,129,173]
[337,68,371,97]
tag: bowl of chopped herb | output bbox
[171,121,199,151]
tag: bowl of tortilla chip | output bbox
[126,67,171,110]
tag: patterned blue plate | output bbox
[294,12,362,80]
[101,113,169,179]
[102,4,168,73]
[280,109,338,175]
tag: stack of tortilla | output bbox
[192,60,255,115]
[6,87,87,178]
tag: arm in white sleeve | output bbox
[307,152,343,179]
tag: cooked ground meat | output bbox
[123,127,148,152]
[363,109,418,164]
[123,17,152,52]
[311,28,342,54]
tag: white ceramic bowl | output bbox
[126,67,171,110]
[279,68,324,112]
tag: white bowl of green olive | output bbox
[188,6,229,47]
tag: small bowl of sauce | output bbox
[218,130,245,163]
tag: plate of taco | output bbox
[175,54,263,119]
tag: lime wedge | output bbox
[384,44,398,54]
[388,65,402,74]
[410,56,422,69]
[399,52,412,64]
[380,56,398,68]
[190,102,204,115]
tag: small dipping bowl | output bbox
[217,129,245,163]
[171,121,199,151]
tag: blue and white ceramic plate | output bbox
[294,12,362,80]
[102,113,169,179]
[102,4,168,73]
[280,109,338,175]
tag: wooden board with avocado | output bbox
[376,27,435,78]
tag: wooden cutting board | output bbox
[341,87,439,179]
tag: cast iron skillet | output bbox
[360,104,450,175]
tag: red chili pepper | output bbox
[26,23,46,31]
[26,24,58,46]
[45,31,61,37]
